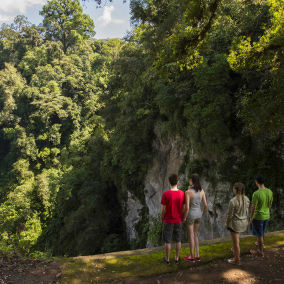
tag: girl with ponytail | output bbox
[225,182,250,265]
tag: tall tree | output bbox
[40,0,95,53]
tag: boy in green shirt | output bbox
[250,174,273,257]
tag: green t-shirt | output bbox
[252,188,273,220]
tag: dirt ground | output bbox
[113,246,284,284]
[1,246,284,284]
[0,254,61,284]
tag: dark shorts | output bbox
[252,219,269,237]
[162,222,183,244]
[227,227,237,233]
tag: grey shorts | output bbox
[162,222,183,244]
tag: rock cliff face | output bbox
[144,133,237,244]
[124,133,247,245]
[144,132,187,218]
[124,191,143,242]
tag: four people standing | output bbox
[161,173,273,265]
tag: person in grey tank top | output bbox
[183,174,207,262]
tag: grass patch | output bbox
[59,235,284,283]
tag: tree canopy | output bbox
[40,0,95,53]
[0,0,283,256]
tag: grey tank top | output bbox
[187,188,202,219]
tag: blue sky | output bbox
[0,0,131,39]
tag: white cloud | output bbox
[0,14,15,22]
[97,6,125,27]
[0,0,46,22]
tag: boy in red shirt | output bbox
[161,174,185,265]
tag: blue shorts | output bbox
[252,219,269,237]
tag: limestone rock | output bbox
[124,191,143,242]
[143,132,237,245]
[144,132,187,218]
[124,131,252,245]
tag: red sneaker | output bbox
[195,257,201,261]
[184,256,195,263]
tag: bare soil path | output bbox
[0,254,61,284]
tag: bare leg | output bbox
[193,223,201,258]
[230,231,240,262]
[186,224,194,259]
[175,242,181,260]
[256,234,265,248]
[263,233,265,247]
[258,236,264,255]
[165,243,171,262]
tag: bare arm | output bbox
[226,217,231,227]
[269,202,272,210]
[250,204,256,224]
[161,205,166,222]
[225,200,234,227]
[182,203,187,223]
[183,192,190,222]
[201,189,207,217]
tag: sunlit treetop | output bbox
[40,0,95,53]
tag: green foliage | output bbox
[184,54,232,160]
[0,63,26,127]
[101,234,124,253]
[40,0,95,53]
[1,0,284,258]
[0,1,125,257]
[148,215,163,247]
[0,16,43,69]
[227,0,284,137]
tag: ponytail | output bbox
[233,182,245,212]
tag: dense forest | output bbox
[0,0,283,257]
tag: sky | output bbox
[0,0,131,39]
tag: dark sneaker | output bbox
[163,257,170,265]
[174,258,180,264]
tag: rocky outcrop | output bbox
[144,131,187,218]
[199,180,232,241]
[124,191,143,242]
[143,132,236,245]
[124,132,249,245]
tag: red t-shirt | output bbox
[161,190,185,223]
